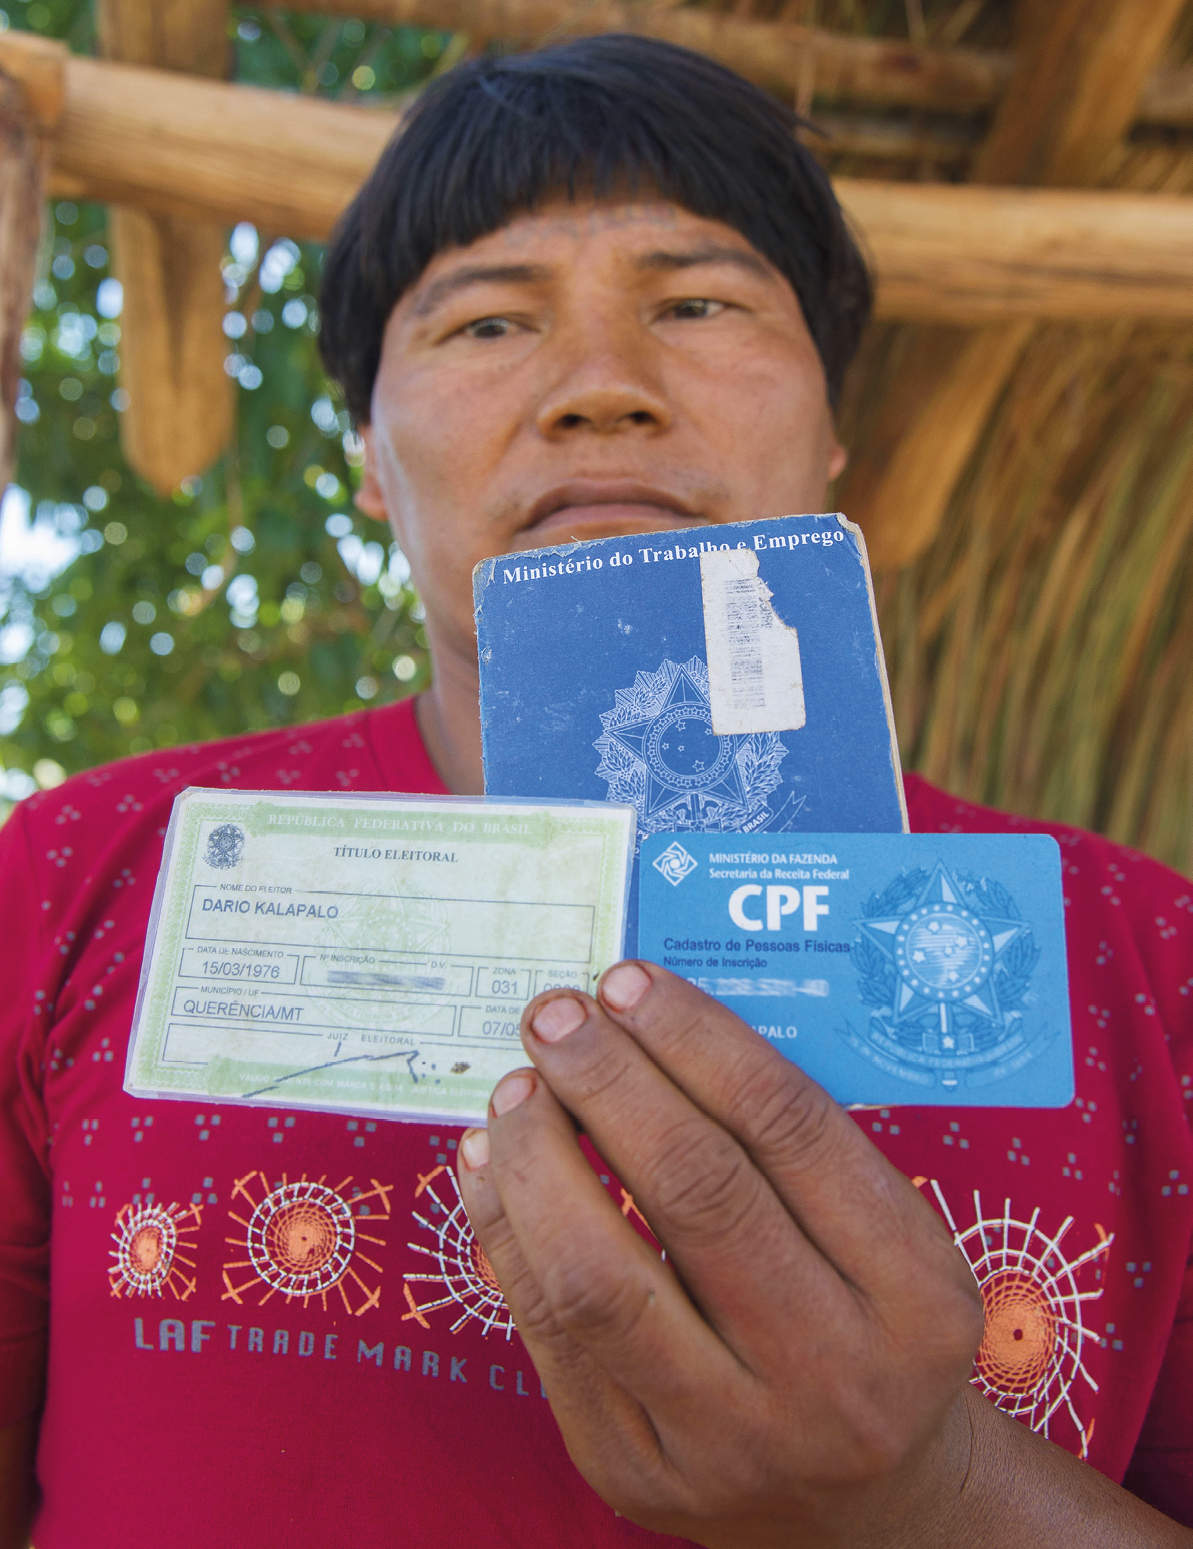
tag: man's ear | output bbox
[354,425,388,523]
[827,433,848,483]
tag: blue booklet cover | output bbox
[638,831,1073,1108]
[475,513,907,950]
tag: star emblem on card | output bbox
[857,861,1033,1050]
[593,657,786,834]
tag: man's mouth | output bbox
[520,481,706,545]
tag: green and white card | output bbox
[125,788,635,1125]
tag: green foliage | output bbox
[231,9,456,97]
[0,6,448,817]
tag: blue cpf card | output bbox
[476,513,907,952]
[638,831,1073,1108]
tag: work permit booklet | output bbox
[125,788,636,1125]
[475,512,907,951]
[638,831,1074,1108]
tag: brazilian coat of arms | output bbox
[848,860,1043,1091]
[204,822,246,870]
[593,657,787,837]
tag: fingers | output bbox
[456,1065,746,1433]
[457,1086,762,1536]
[600,964,957,1294]
[515,983,850,1360]
[524,966,973,1323]
[455,1110,671,1514]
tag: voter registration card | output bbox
[638,831,1073,1108]
[126,788,636,1125]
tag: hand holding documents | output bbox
[125,789,635,1125]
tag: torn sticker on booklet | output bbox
[125,787,636,1125]
[700,546,806,736]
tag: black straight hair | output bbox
[320,33,872,422]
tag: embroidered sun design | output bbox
[108,1200,201,1301]
[401,1166,659,1339]
[926,1180,1113,1457]
[221,1172,392,1314]
[401,1164,517,1339]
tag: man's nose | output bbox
[534,324,671,438]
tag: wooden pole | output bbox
[840,180,1193,323]
[273,0,1012,114]
[805,113,978,169]
[0,55,56,497]
[97,0,232,496]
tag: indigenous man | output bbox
[2,35,1192,1549]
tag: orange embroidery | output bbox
[401,1172,663,1340]
[415,1164,446,1198]
[403,1166,516,1339]
[927,1180,1113,1458]
[109,1201,201,1301]
[401,1280,431,1329]
[221,1171,391,1314]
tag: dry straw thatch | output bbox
[849,316,1193,875]
[809,0,1193,876]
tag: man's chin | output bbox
[512,505,713,549]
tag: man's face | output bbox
[358,197,846,665]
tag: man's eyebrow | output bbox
[412,263,553,316]
[633,244,772,279]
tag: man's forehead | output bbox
[406,198,779,295]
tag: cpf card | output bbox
[638,832,1072,1108]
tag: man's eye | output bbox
[463,316,513,340]
[666,298,725,321]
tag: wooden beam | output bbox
[274,0,1013,114]
[0,53,55,496]
[837,0,1187,571]
[806,113,978,169]
[973,0,1188,186]
[97,0,233,495]
[0,37,1190,326]
[98,0,230,75]
[840,180,1193,323]
[0,31,64,133]
[42,52,392,243]
[268,0,1193,131]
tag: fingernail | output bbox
[491,1070,535,1117]
[459,1128,490,1170]
[531,996,587,1044]
[600,962,651,1012]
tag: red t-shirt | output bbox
[1,698,1191,1544]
